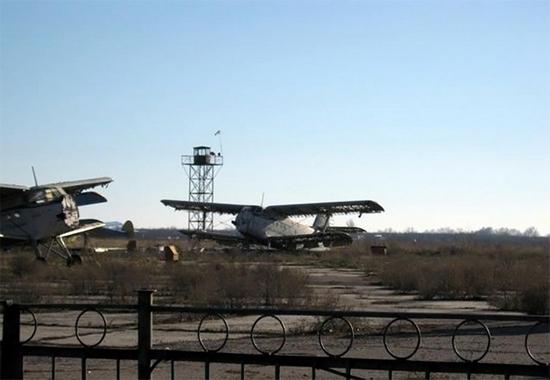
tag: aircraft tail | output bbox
[122,220,135,239]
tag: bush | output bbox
[10,254,40,278]
[166,262,311,307]
[519,284,549,315]
[375,238,549,314]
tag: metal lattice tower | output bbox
[181,146,223,230]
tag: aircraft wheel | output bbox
[36,257,47,264]
[70,254,83,265]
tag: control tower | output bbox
[181,146,223,230]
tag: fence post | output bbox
[1,301,23,380]
[137,290,155,380]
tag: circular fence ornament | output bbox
[452,319,491,363]
[318,316,354,357]
[20,307,38,345]
[197,313,229,353]
[382,317,421,360]
[525,321,550,366]
[75,308,107,348]
[250,314,286,355]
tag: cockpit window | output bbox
[241,206,263,216]
[27,188,62,204]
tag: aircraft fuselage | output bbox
[1,188,79,242]
[234,207,314,242]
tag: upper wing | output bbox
[0,184,30,210]
[37,177,113,194]
[264,200,384,217]
[161,200,259,215]
[1,184,29,198]
[0,184,29,193]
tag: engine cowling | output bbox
[61,194,79,228]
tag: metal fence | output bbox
[1,290,549,379]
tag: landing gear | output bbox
[32,237,83,266]
[66,254,82,267]
[36,256,47,264]
[32,243,46,262]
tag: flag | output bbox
[214,130,221,136]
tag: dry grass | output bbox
[376,234,549,314]
[165,262,312,307]
[1,233,547,314]
[0,251,312,307]
[265,233,549,315]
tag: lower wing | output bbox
[1,220,105,246]
[0,232,25,240]
[180,229,247,244]
[326,226,366,234]
[0,234,27,251]
[58,220,105,238]
[267,232,353,249]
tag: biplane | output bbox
[1,177,112,265]
[161,199,384,250]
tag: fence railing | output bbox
[1,290,549,379]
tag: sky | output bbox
[1,0,549,234]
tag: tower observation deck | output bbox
[181,146,223,231]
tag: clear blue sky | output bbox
[1,0,549,234]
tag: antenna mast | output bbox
[31,166,38,186]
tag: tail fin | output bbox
[122,220,135,239]
[122,220,136,252]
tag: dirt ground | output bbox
[5,266,550,379]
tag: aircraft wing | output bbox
[58,220,105,238]
[73,192,107,206]
[162,200,259,215]
[267,232,353,249]
[264,200,384,217]
[37,177,113,194]
[180,229,247,244]
[0,184,29,194]
[0,232,26,241]
[326,226,367,234]
[0,184,30,210]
